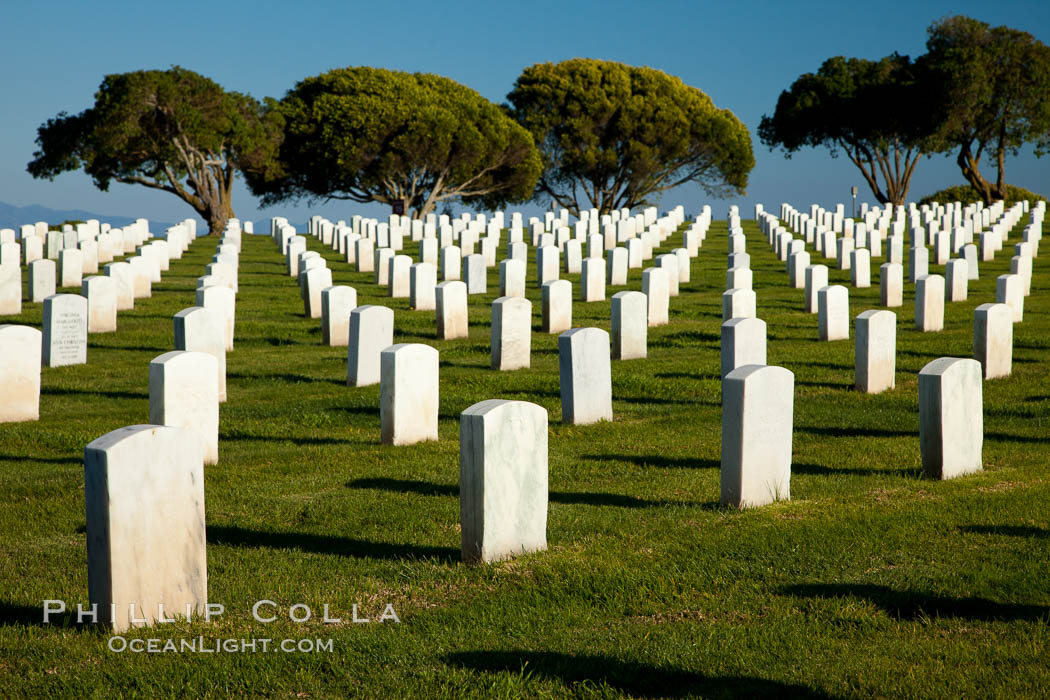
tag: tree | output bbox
[758,54,933,206]
[244,67,542,219]
[506,59,753,217]
[28,67,281,235]
[921,16,1050,205]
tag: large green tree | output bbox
[758,54,933,206]
[28,66,280,235]
[506,59,753,217]
[921,16,1050,205]
[245,67,541,219]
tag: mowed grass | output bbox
[0,212,1048,699]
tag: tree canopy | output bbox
[506,59,753,217]
[921,15,1050,204]
[27,66,280,235]
[244,67,542,219]
[758,54,934,206]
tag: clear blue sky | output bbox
[2,0,1047,228]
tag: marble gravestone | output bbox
[459,399,548,564]
[196,285,236,351]
[436,281,469,340]
[855,310,896,394]
[174,307,227,403]
[0,262,21,315]
[321,286,357,346]
[149,351,220,465]
[817,285,849,341]
[915,275,945,332]
[721,364,794,508]
[84,424,207,633]
[974,303,1013,380]
[491,296,532,371]
[43,294,87,367]
[29,259,56,304]
[919,357,983,480]
[0,325,42,422]
[611,291,647,360]
[380,343,439,446]
[558,328,613,425]
[348,305,395,387]
[642,267,669,327]
[410,262,437,311]
[541,280,572,335]
[82,276,117,333]
[721,317,766,379]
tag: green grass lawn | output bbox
[1,212,1047,698]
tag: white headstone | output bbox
[0,325,41,422]
[558,328,612,425]
[817,285,849,341]
[804,265,828,313]
[946,259,968,301]
[721,317,766,379]
[149,351,219,465]
[410,262,437,311]
[379,343,439,446]
[321,286,357,346]
[722,288,757,322]
[580,257,605,302]
[919,357,983,480]
[611,291,647,360]
[642,268,669,327]
[491,297,532,370]
[348,305,395,387]
[0,262,22,315]
[855,310,896,394]
[82,276,117,333]
[174,307,226,402]
[459,399,548,564]
[995,274,1024,322]
[541,279,572,334]
[42,294,87,366]
[915,275,945,332]
[436,281,468,340]
[721,365,794,508]
[196,285,236,350]
[84,424,207,633]
[974,303,1013,380]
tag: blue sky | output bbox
[1,0,1047,228]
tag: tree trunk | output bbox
[956,144,994,205]
[205,198,234,236]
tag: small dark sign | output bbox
[391,201,405,216]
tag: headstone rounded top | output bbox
[85,423,200,459]
[722,316,766,330]
[724,363,793,384]
[857,309,895,322]
[558,326,609,342]
[461,398,547,421]
[919,356,981,378]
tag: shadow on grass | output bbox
[347,477,712,509]
[791,462,920,478]
[442,651,837,699]
[207,525,457,563]
[958,525,1050,538]
[220,431,356,446]
[0,454,82,465]
[796,425,913,439]
[0,601,105,633]
[795,380,854,390]
[781,583,1050,622]
[227,371,344,386]
[582,454,718,469]
[985,431,1049,445]
[41,386,147,400]
[786,360,852,371]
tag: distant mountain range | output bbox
[0,200,177,231]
